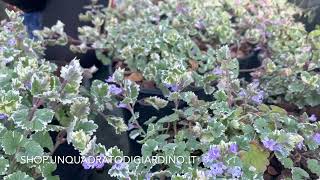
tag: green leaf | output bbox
[12,108,54,131]
[15,140,44,163]
[70,97,90,120]
[0,90,21,114]
[214,90,228,101]
[240,143,270,173]
[307,159,320,176]
[144,96,168,110]
[71,130,90,151]
[96,50,112,65]
[291,167,310,180]
[31,131,54,150]
[38,162,57,178]
[201,120,227,143]
[4,171,33,180]
[180,91,198,104]
[90,80,111,111]
[278,157,294,168]
[123,79,140,104]
[142,139,158,157]
[105,116,128,134]
[0,156,9,175]
[288,82,305,93]
[253,118,272,135]
[158,113,179,123]
[1,131,26,155]
[75,120,98,135]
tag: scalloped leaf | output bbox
[144,96,168,110]
[307,159,320,176]
[240,143,270,173]
[142,139,158,157]
[15,140,44,163]
[4,171,33,180]
[75,120,98,135]
[71,130,90,151]
[12,108,54,132]
[31,131,54,150]
[291,167,309,180]
[1,131,27,155]
[0,156,9,175]
[105,116,128,134]
[70,97,90,120]
[90,80,111,111]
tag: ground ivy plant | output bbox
[1,0,320,180]
[0,10,128,180]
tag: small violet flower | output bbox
[207,162,226,177]
[309,114,317,122]
[296,141,304,150]
[212,68,224,75]
[108,84,123,95]
[110,161,128,171]
[227,166,243,179]
[238,90,247,98]
[117,103,129,109]
[251,90,264,104]
[94,154,105,169]
[207,147,221,160]
[262,138,278,151]
[0,113,8,120]
[195,20,205,30]
[164,83,180,92]
[7,38,16,47]
[82,156,96,170]
[105,76,114,83]
[313,133,320,145]
[229,143,238,154]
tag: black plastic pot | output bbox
[237,49,262,82]
[123,87,213,156]
[2,0,47,12]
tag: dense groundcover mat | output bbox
[1,0,320,179]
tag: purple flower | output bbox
[313,133,320,145]
[207,147,221,160]
[262,138,277,151]
[238,90,247,97]
[82,156,96,170]
[128,123,138,131]
[94,154,105,169]
[7,38,16,47]
[250,79,260,89]
[4,22,14,32]
[111,161,128,171]
[229,143,238,154]
[176,4,189,14]
[297,141,304,150]
[25,82,32,90]
[164,83,180,92]
[145,173,152,180]
[105,76,114,83]
[195,20,205,30]
[251,90,264,104]
[108,84,123,95]
[207,162,226,177]
[0,46,4,53]
[117,103,129,109]
[212,68,224,75]
[0,113,8,120]
[227,166,243,179]
[309,114,317,122]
